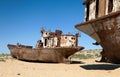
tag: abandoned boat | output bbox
[8,29,84,63]
[75,0,120,63]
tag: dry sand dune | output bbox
[0,58,120,77]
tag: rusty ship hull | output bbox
[75,11,120,63]
[7,44,84,63]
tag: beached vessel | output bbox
[8,29,84,63]
[75,0,120,63]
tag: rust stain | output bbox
[75,0,120,63]
[37,28,79,48]
[7,29,84,63]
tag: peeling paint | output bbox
[75,0,120,63]
[84,0,120,21]
[36,29,79,48]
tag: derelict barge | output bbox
[8,29,84,63]
[75,0,120,63]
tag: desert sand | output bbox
[0,58,120,77]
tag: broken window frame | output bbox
[65,37,67,39]
[86,2,90,21]
[44,39,47,46]
[108,0,113,13]
[95,0,99,18]
[71,37,75,40]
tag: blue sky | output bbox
[0,0,101,53]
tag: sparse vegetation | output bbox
[0,58,6,62]
[0,53,11,62]
[0,53,10,57]
[71,54,94,59]
[70,49,102,59]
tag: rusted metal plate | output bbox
[84,0,120,21]
[75,11,120,63]
[40,29,79,48]
[89,0,96,20]
[98,0,106,17]
[7,44,84,63]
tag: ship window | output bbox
[95,0,99,18]
[86,2,90,21]
[90,0,95,4]
[108,0,113,13]
[65,37,67,39]
[71,37,75,40]
[45,39,47,46]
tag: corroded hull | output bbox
[75,11,120,63]
[7,44,84,63]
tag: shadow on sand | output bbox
[18,59,59,64]
[70,60,85,64]
[80,64,120,70]
[17,59,85,64]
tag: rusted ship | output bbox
[8,29,84,63]
[75,0,120,63]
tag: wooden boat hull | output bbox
[7,44,84,63]
[75,11,120,63]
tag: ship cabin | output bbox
[84,0,120,21]
[36,29,79,48]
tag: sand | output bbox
[0,58,120,77]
